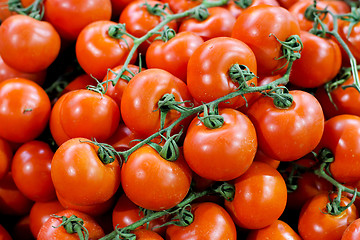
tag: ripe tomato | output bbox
[231,5,300,76]
[323,0,351,14]
[187,37,257,109]
[44,0,112,40]
[133,229,164,239]
[146,31,204,82]
[0,224,11,240]
[166,202,237,240]
[121,145,192,211]
[246,220,302,240]
[338,20,360,63]
[183,108,257,181]
[224,0,279,18]
[246,90,324,161]
[12,215,34,240]
[0,15,61,73]
[76,20,137,79]
[121,68,193,138]
[0,78,51,143]
[105,123,143,152]
[61,74,98,96]
[342,218,360,240]
[161,0,200,14]
[253,149,280,169]
[289,30,342,88]
[11,141,56,202]
[111,0,137,16]
[277,0,299,9]
[0,137,12,181]
[29,200,65,238]
[224,162,287,229]
[37,209,105,240]
[298,193,358,240]
[51,138,121,206]
[178,7,236,41]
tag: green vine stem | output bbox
[51,215,89,240]
[7,0,44,20]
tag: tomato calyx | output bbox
[154,26,176,42]
[81,139,121,165]
[325,189,358,216]
[51,214,89,240]
[304,1,329,23]
[147,130,183,161]
[8,0,44,20]
[142,1,170,19]
[229,64,257,90]
[234,0,253,9]
[197,103,224,129]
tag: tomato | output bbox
[0,78,51,143]
[187,37,257,109]
[161,0,200,14]
[342,218,360,240]
[246,90,324,161]
[0,55,46,85]
[44,0,112,41]
[51,138,121,206]
[224,0,279,18]
[29,200,65,238]
[277,0,299,9]
[146,31,204,82]
[76,20,137,80]
[298,193,358,240]
[338,20,360,64]
[0,173,33,215]
[0,15,60,73]
[133,229,164,239]
[224,162,287,229]
[11,141,56,202]
[12,215,34,240]
[119,0,178,54]
[289,31,342,88]
[183,108,257,181]
[37,209,105,240]
[61,74,98,96]
[57,89,120,142]
[323,0,351,14]
[121,68,193,138]
[317,114,360,184]
[111,0,137,16]
[253,149,280,169]
[0,224,12,240]
[178,7,236,41]
[0,137,12,181]
[246,220,302,240]
[105,123,143,152]
[121,145,192,211]
[231,5,300,76]
[166,202,237,240]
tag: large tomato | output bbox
[224,162,287,229]
[224,0,279,18]
[341,218,360,240]
[0,15,61,73]
[231,5,300,76]
[183,108,257,181]
[51,138,121,206]
[187,37,257,109]
[0,78,51,143]
[338,20,360,64]
[246,220,302,240]
[246,90,324,161]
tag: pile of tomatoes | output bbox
[0,0,360,239]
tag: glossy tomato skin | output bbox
[289,31,342,88]
[146,31,204,82]
[225,0,279,18]
[317,114,360,183]
[105,123,143,152]
[246,90,325,161]
[134,229,164,239]
[0,224,12,240]
[341,218,360,240]
[246,220,301,240]
[61,74,98,96]
[187,37,257,109]
[166,202,237,240]
[183,108,257,181]
[0,137,12,181]
[11,141,56,202]
[298,193,358,240]
[51,138,121,206]
[231,5,300,76]
[178,7,236,41]
[339,21,360,64]
[0,15,60,73]
[121,145,192,211]
[121,68,193,138]
[44,0,112,40]
[76,20,137,79]
[225,162,287,229]
[161,0,200,13]
[0,78,51,143]
[37,209,105,240]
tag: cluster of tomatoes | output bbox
[0,0,360,239]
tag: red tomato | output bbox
[76,20,137,79]
[231,5,300,76]
[29,200,65,238]
[225,162,287,229]
[0,137,12,180]
[187,37,257,109]
[37,209,105,240]
[178,7,236,41]
[105,123,143,151]
[51,138,121,206]
[253,149,280,169]
[183,108,257,181]
[0,15,60,73]
[166,202,237,240]
[246,220,302,240]
[161,0,200,14]
[111,0,137,16]
[298,193,358,240]
[121,145,192,211]
[133,229,164,239]
[323,0,351,14]
[277,0,300,9]
[0,78,51,143]
[11,141,56,202]
[146,31,204,82]
[246,90,325,161]
[61,74,98,96]
[0,224,12,240]
[44,0,112,40]
[289,31,342,88]
[121,68,193,138]
[342,218,360,240]
[12,215,34,240]
[224,0,279,18]
[338,20,360,64]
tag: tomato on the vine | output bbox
[246,220,302,240]
[341,218,360,240]
[0,137,12,181]
[224,0,279,18]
